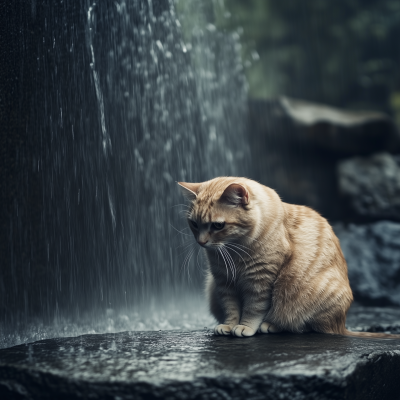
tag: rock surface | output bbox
[247,99,343,220]
[246,98,400,221]
[338,153,400,222]
[345,305,400,332]
[1,310,400,400]
[334,221,400,306]
[280,97,400,155]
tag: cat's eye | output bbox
[190,220,198,230]
[212,222,225,230]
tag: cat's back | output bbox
[282,202,347,277]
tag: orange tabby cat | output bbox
[178,177,399,338]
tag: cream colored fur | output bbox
[178,177,399,339]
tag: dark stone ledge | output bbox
[337,153,400,223]
[334,221,400,306]
[1,328,400,400]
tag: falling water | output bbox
[0,0,249,348]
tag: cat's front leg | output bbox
[232,295,268,338]
[212,287,240,336]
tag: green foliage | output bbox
[217,0,400,112]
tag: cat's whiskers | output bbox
[216,246,231,287]
[169,223,192,237]
[224,243,248,270]
[179,244,194,271]
[174,229,190,245]
[178,209,191,215]
[212,243,235,286]
[197,249,209,277]
[186,247,197,282]
[171,204,197,280]
[225,242,256,265]
[176,241,196,254]
[220,246,234,281]
[221,245,237,283]
[196,248,203,273]
[172,203,192,224]
[181,245,196,283]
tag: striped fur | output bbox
[178,177,399,339]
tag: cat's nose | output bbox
[198,239,209,247]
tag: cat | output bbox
[178,177,399,338]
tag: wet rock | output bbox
[247,99,343,220]
[334,221,400,306]
[246,98,400,221]
[345,305,400,332]
[280,97,400,155]
[337,153,400,222]
[0,326,400,400]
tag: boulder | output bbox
[337,153,400,222]
[246,98,400,221]
[1,324,400,400]
[280,97,400,155]
[247,99,343,220]
[334,221,400,306]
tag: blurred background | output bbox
[222,0,400,111]
[1,0,399,348]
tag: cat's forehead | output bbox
[191,196,224,223]
[196,191,214,205]
[196,181,225,203]
[189,179,236,221]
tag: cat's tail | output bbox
[344,329,400,339]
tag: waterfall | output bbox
[0,0,249,348]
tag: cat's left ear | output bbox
[221,183,249,206]
[177,182,201,201]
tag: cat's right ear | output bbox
[177,182,201,201]
[220,183,249,206]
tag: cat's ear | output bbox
[177,182,201,201]
[220,183,249,206]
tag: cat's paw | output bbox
[231,324,256,337]
[214,324,232,336]
[258,322,283,334]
